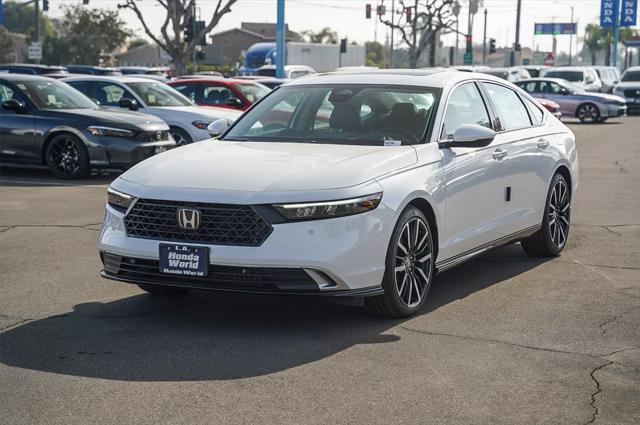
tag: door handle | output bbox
[537,138,550,149]
[492,148,508,160]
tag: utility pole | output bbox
[276,0,285,78]
[390,0,395,68]
[568,6,574,65]
[482,8,487,65]
[612,0,620,67]
[512,0,522,66]
[34,0,40,64]
[191,2,197,73]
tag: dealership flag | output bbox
[621,0,638,26]
[601,0,619,27]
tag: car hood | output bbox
[120,140,418,192]
[146,106,242,122]
[575,92,625,103]
[41,108,169,131]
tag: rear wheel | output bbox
[365,206,435,318]
[169,127,193,146]
[521,173,571,257]
[45,133,90,179]
[576,103,600,123]
[137,284,189,296]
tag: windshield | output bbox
[14,79,96,109]
[544,70,584,82]
[622,70,640,82]
[224,84,438,146]
[126,81,192,107]
[233,82,271,103]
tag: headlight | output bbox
[273,193,382,220]
[107,187,135,212]
[88,126,135,138]
[192,120,212,130]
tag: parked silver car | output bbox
[516,78,626,123]
[613,66,640,115]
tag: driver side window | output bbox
[441,83,491,140]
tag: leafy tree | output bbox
[2,0,55,41]
[118,0,238,75]
[365,41,389,68]
[301,27,338,44]
[43,5,131,65]
[0,26,16,62]
[379,0,455,68]
[583,24,604,65]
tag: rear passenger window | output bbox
[483,83,531,131]
[523,97,543,125]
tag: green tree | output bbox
[583,24,604,65]
[301,27,338,44]
[2,0,55,41]
[43,5,131,65]
[0,26,16,62]
[365,41,389,68]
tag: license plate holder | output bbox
[159,244,208,277]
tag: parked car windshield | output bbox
[125,81,192,107]
[13,79,96,109]
[233,83,270,103]
[621,70,640,82]
[544,70,584,82]
[224,84,438,146]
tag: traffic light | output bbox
[405,7,412,23]
[465,35,472,54]
[514,43,521,52]
[366,4,371,19]
[489,38,496,54]
[184,17,194,42]
[340,38,347,54]
[43,0,49,11]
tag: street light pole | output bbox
[276,0,285,78]
[512,0,522,66]
[569,6,574,65]
[390,0,395,68]
[482,8,487,66]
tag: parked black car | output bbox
[0,63,67,75]
[66,65,122,76]
[0,74,175,179]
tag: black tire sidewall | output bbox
[46,133,90,179]
[170,127,193,146]
[578,103,599,124]
[539,173,570,255]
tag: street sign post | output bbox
[544,52,555,66]
[28,42,42,61]
[463,52,473,65]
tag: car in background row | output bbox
[0,74,174,179]
[533,97,562,119]
[169,78,271,111]
[0,63,67,76]
[256,64,316,79]
[516,78,626,123]
[613,66,640,115]
[542,66,602,92]
[66,65,122,76]
[119,67,170,81]
[255,78,290,89]
[480,67,531,82]
[593,66,621,93]
[519,65,550,78]
[64,76,241,145]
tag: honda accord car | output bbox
[0,74,175,179]
[99,70,578,317]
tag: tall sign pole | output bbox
[482,8,487,65]
[613,0,620,67]
[276,0,285,78]
[390,0,395,68]
[569,6,574,65]
[512,0,522,66]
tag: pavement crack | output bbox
[584,361,613,425]
[598,306,640,335]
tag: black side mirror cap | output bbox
[118,97,139,110]
[226,97,244,109]
[1,99,26,113]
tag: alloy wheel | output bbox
[548,178,570,248]
[48,138,81,177]
[171,130,188,146]
[578,104,598,123]
[394,217,433,308]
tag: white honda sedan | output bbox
[99,70,578,318]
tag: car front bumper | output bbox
[602,103,627,118]
[98,201,395,296]
[86,135,176,169]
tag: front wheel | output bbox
[365,206,435,318]
[45,133,90,179]
[576,103,600,124]
[170,127,193,146]
[521,173,571,257]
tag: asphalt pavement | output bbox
[1,117,639,425]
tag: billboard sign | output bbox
[621,0,638,26]
[534,23,577,35]
[600,0,619,27]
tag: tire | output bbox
[576,103,600,124]
[45,133,90,179]
[521,173,571,257]
[137,284,189,295]
[365,206,435,318]
[169,127,193,146]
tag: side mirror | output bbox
[1,99,26,113]
[207,118,232,138]
[118,97,139,110]
[226,97,244,109]
[560,88,569,95]
[439,124,496,149]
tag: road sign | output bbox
[601,0,619,27]
[544,52,555,66]
[534,23,577,35]
[463,52,473,65]
[621,0,638,26]
[28,42,42,60]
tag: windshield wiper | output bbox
[223,137,248,141]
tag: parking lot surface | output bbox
[1,118,639,425]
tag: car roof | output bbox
[513,77,568,84]
[623,66,640,72]
[0,73,57,82]
[284,69,508,88]
[0,63,66,70]
[170,77,259,85]
[61,75,162,84]
[546,66,590,71]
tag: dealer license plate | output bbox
[159,244,208,277]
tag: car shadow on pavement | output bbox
[0,244,550,382]
[0,167,118,187]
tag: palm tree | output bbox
[583,24,604,65]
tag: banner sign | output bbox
[534,23,577,35]
[0,0,4,26]
[621,0,638,26]
[600,0,619,27]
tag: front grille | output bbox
[102,253,318,292]
[624,89,640,97]
[125,199,273,246]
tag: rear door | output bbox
[0,81,38,163]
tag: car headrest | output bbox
[329,104,361,131]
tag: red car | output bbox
[168,78,271,111]
[534,97,562,119]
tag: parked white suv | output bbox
[542,66,602,92]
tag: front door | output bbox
[0,82,37,163]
